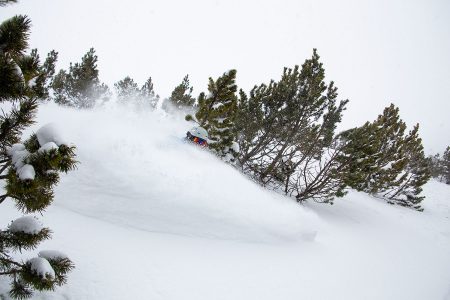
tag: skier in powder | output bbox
[186,126,209,147]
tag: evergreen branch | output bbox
[0,15,31,59]
[0,257,22,268]
[0,270,17,275]
[0,161,10,174]
[0,97,38,145]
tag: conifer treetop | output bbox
[169,74,195,108]
[187,69,238,162]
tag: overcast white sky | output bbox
[1,0,449,154]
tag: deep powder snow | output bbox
[1,102,449,300]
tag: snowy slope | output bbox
[33,102,319,242]
[1,102,450,300]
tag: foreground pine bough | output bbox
[1,12,77,299]
[0,125,77,298]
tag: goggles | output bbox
[193,136,207,146]
[187,132,208,146]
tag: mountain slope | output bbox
[1,102,449,300]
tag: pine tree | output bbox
[186,70,239,162]
[443,146,450,184]
[168,75,195,109]
[427,153,443,179]
[52,48,110,108]
[114,76,139,101]
[427,147,450,184]
[140,76,159,109]
[32,49,58,101]
[338,122,378,190]
[0,15,77,299]
[340,105,408,194]
[339,104,430,210]
[236,50,348,202]
[234,88,264,163]
[383,124,430,209]
[365,104,409,193]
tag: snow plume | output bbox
[30,101,319,243]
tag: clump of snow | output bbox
[10,148,29,169]
[28,257,55,278]
[17,164,35,180]
[212,102,223,109]
[6,143,25,156]
[36,123,67,147]
[12,61,24,83]
[39,250,68,260]
[231,141,240,153]
[223,152,234,163]
[7,144,35,180]
[9,216,43,234]
[27,76,38,88]
[38,142,59,153]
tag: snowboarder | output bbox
[186,126,209,147]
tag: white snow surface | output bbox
[9,216,43,235]
[28,257,55,278]
[0,101,449,300]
